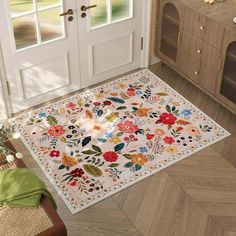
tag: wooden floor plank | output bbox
[134,172,169,235]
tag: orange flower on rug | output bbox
[13,69,230,214]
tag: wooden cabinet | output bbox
[216,31,236,113]
[156,0,236,114]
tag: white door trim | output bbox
[0,44,12,118]
[141,0,152,68]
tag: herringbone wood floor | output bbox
[12,63,236,236]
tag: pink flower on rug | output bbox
[117,121,139,134]
[187,125,201,136]
[163,136,175,144]
[94,102,101,106]
[158,112,177,125]
[155,128,165,136]
[103,151,118,162]
[66,102,77,110]
[49,150,60,157]
[48,125,65,137]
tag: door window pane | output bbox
[12,15,37,49]
[90,0,108,28]
[112,0,131,22]
[8,0,65,50]
[37,0,61,9]
[39,7,64,42]
[9,0,34,16]
[90,0,132,29]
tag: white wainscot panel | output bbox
[90,32,133,76]
[19,54,69,99]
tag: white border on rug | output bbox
[13,69,231,214]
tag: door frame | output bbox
[0,44,11,119]
[0,0,152,118]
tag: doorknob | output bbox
[81,5,97,11]
[60,9,73,16]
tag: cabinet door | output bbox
[157,0,183,67]
[216,31,236,113]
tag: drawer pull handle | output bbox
[195,71,199,75]
[197,49,201,54]
[200,26,205,31]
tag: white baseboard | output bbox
[149,55,160,66]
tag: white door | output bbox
[77,0,144,87]
[0,0,146,114]
[0,0,81,113]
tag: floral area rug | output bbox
[13,69,230,214]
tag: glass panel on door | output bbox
[39,7,64,42]
[90,0,108,28]
[8,0,65,50]
[112,0,131,22]
[12,15,38,49]
[37,0,61,9]
[220,42,236,103]
[9,0,34,16]
[90,0,133,29]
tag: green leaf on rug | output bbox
[124,162,133,168]
[63,175,72,182]
[156,92,168,96]
[60,137,67,143]
[58,164,65,170]
[107,97,125,104]
[116,132,124,137]
[135,164,142,171]
[92,145,102,153]
[82,136,92,147]
[123,154,131,159]
[114,143,125,152]
[83,164,102,177]
[166,105,171,113]
[97,110,103,117]
[82,150,97,155]
[109,163,119,168]
[47,115,57,125]
[116,106,127,110]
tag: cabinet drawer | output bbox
[180,51,200,83]
[183,6,224,50]
[180,51,217,94]
[181,30,221,72]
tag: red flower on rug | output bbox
[48,125,65,137]
[117,121,139,133]
[69,180,77,186]
[49,150,60,157]
[103,100,112,106]
[103,151,118,162]
[163,136,175,144]
[158,112,177,125]
[127,88,136,97]
[71,168,84,178]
